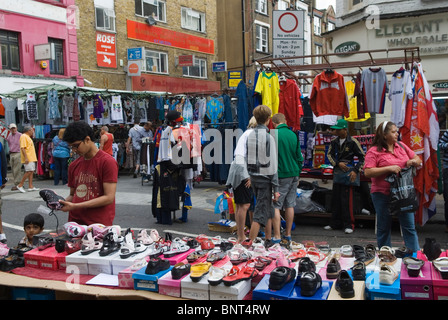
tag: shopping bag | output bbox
[333,166,360,187]
[385,166,418,216]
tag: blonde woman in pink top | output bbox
[364,121,422,252]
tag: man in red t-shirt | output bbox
[59,122,118,226]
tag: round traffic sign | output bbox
[278,12,299,33]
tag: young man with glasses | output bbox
[59,121,118,226]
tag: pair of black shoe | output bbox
[335,270,355,298]
[269,266,296,290]
[297,271,322,297]
[298,257,316,273]
[146,257,170,275]
[0,254,25,272]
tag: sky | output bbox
[315,0,337,10]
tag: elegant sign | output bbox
[334,41,360,55]
[433,82,448,89]
[127,20,214,55]
[96,32,117,68]
[374,18,448,55]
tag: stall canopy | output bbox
[0,84,168,100]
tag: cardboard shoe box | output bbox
[400,261,433,300]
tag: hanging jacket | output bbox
[309,71,349,118]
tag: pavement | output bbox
[1,170,448,251]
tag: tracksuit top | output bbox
[309,71,349,118]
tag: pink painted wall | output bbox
[0,0,79,79]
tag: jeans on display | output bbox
[371,192,420,252]
[53,156,68,185]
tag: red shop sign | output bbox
[127,20,214,55]
[96,31,117,68]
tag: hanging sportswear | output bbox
[309,71,349,118]
[389,69,413,128]
[361,68,389,114]
[255,71,280,115]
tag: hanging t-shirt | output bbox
[206,96,224,126]
[254,71,280,115]
[26,93,38,120]
[344,80,370,122]
[361,68,389,114]
[389,69,413,128]
[111,95,124,122]
[158,126,176,162]
[93,94,104,119]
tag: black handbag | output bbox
[385,166,418,216]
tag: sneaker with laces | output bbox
[17,186,26,193]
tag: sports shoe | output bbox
[27,187,40,191]
[344,228,353,234]
[17,186,26,193]
[323,225,333,230]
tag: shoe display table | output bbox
[0,269,184,300]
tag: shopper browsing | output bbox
[227,117,257,243]
[0,141,8,243]
[127,118,143,178]
[364,121,422,252]
[6,123,22,191]
[16,126,39,193]
[52,128,70,185]
[59,121,118,226]
[267,113,303,245]
[99,126,114,157]
[245,105,279,243]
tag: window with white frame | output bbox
[328,22,335,32]
[135,0,166,22]
[256,24,268,53]
[183,57,207,78]
[181,8,206,33]
[95,7,116,32]
[314,16,321,35]
[256,0,267,15]
[143,49,168,74]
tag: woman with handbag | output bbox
[364,121,422,252]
